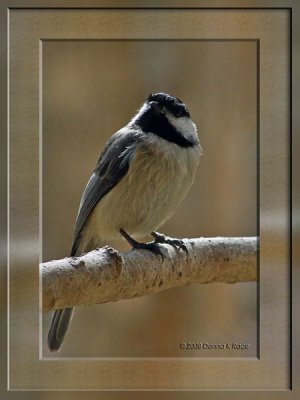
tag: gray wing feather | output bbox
[70,128,140,256]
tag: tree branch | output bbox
[41,237,257,312]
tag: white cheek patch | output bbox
[165,112,199,142]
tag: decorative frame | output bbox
[2,0,295,393]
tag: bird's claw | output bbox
[151,231,188,254]
[119,228,164,260]
[132,241,165,260]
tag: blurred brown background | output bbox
[42,40,257,358]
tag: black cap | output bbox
[147,93,190,118]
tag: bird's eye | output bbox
[175,108,190,118]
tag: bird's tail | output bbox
[47,307,74,352]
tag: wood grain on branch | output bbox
[41,237,257,312]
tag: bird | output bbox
[47,92,202,351]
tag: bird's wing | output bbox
[70,128,140,256]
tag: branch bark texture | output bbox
[42,237,257,312]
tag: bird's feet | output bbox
[151,231,188,254]
[120,229,188,259]
[120,229,164,259]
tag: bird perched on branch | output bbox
[48,92,202,351]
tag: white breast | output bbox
[82,131,201,249]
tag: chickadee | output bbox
[48,92,202,351]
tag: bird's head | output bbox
[131,92,198,148]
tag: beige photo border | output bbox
[7,7,290,390]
